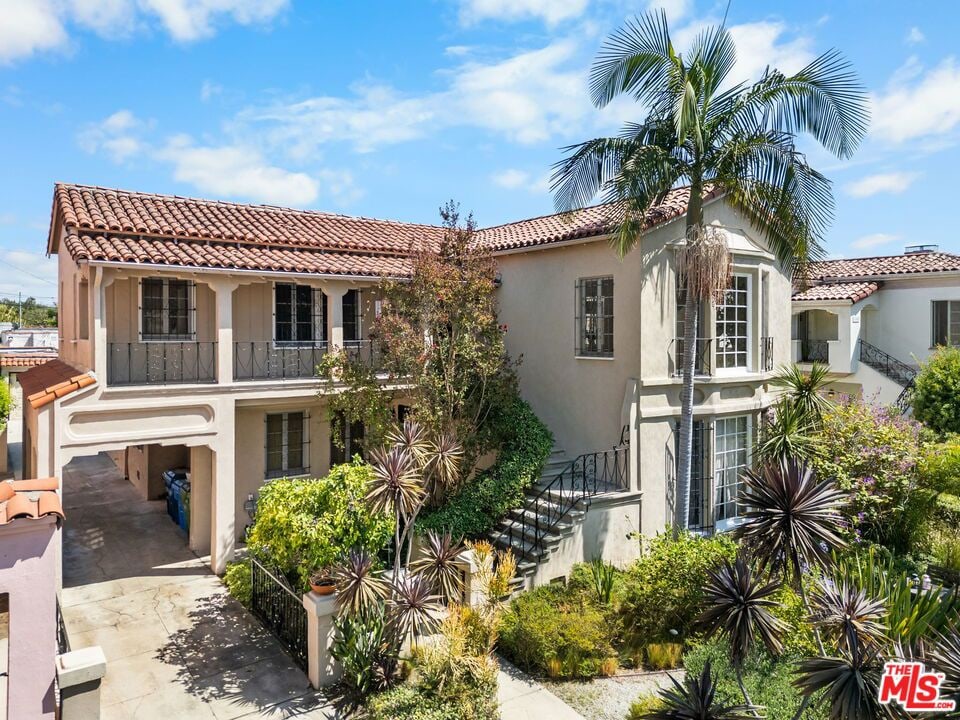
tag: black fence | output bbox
[234,341,328,381]
[108,341,217,385]
[250,557,308,671]
[671,337,712,377]
[761,336,774,372]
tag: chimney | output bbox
[905,244,938,254]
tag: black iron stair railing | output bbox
[503,441,629,561]
[858,340,917,387]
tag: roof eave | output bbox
[83,258,409,283]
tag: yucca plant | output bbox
[794,644,896,720]
[811,579,886,655]
[771,363,834,428]
[409,530,465,603]
[590,557,617,605]
[698,555,787,708]
[640,661,757,720]
[756,399,819,463]
[929,626,960,713]
[735,458,847,584]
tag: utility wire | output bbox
[0,257,56,286]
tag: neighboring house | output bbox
[791,247,960,407]
[26,183,792,578]
[1,328,59,350]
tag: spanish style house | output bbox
[24,183,792,578]
[791,247,960,407]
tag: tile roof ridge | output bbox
[813,251,960,264]
[55,182,446,231]
[477,200,621,232]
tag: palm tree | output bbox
[552,11,868,529]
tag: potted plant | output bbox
[309,568,336,595]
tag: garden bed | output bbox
[548,670,680,720]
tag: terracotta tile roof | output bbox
[64,232,413,278]
[17,359,95,409]
[0,478,63,526]
[0,350,58,369]
[792,281,881,303]
[807,252,960,281]
[474,186,721,251]
[51,184,718,276]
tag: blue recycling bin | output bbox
[178,482,191,531]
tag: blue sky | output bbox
[2,0,960,301]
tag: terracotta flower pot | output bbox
[310,580,336,596]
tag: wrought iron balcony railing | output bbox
[761,336,774,372]
[233,340,383,381]
[108,341,217,386]
[799,339,829,363]
[671,337,712,377]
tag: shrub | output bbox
[929,526,960,583]
[809,395,924,552]
[223,560,252,608]
[683,639,827,720]
[618,531,737,645]
[645,642,683,670]
[627,694,665,719]
[419,398,552,538]
[0,380,10,431]
[913,346,960,436]
[768,583,818,657]
[499,583,615,679]
[246,459,394,590]
[367,682,498,720]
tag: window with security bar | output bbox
[715,275,750,369]
[274,283,326,345]
[265,411,310,479]
[675,419,711,530]
[330,411,364,465]
[576,276,614,357]
[931,300,960,347]
[140,278,195,341]
[714,415,750,523]
[343,289,362,344]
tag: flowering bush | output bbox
[809,395,924,552]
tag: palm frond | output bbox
[756,399,819,463]
[770,362,834,425]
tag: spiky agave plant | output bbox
[640,662,757,720]
[698,555,787,708]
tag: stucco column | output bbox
[57,646,107,720]
[92,267,110,381]
[835,306,854,374]
[212,280,238,384]
[302,591,340,689]
[189,445,213,557]
[324,283,348,349]
[621,379,640,493]
[210,398,236,575]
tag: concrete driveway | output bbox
[60,454,334,720]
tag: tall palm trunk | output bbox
[676,182,704,530]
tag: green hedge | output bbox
[366,682,498,720]
[419,398,552,539]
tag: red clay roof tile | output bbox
[792,281,881,303]
[807,252,960,281]
[17,359,96,409]
[0,479,63,527]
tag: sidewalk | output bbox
[498,659,586,720]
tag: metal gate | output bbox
[249,557,308,671]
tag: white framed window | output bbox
[576,276,614,357]
[931,301,960,347]
[715,274,750,371]
[274,283,325,346]
[342,289,362,345]
[140,278,195,341]
[714,415,751,529]
[265,411,309,478]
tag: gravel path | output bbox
[547,670,682,720]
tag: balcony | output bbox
[670,338,712,377]
[233,340,382,382]
[797,339,830,363]
[108,342,217,386]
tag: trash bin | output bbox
[161,468,191,530]
[178,482,191,531]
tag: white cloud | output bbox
[0,250,59,303]
[727,21,814,80]
[0,0,68,64]
[158,135,319,206]
[138,0,288,42]
[872,57,960,143]
[492,169,530,189]
[905,27,925,45]
[0,0,288,62]
[458,0,587,25]
[845,171,920,198]
[245,39,591,155]
[646,0,691,24]
[200,80,223,101]
[78,110,147,162]
[852,233,900,250]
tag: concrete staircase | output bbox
[486,446,626,589]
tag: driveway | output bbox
[60,454,334,719]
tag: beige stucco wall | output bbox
[495,199,791,535]
[57,249,93,372]
[106,277,216,343]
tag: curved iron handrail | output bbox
[858,339,917,387]
[503,443,629,561]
